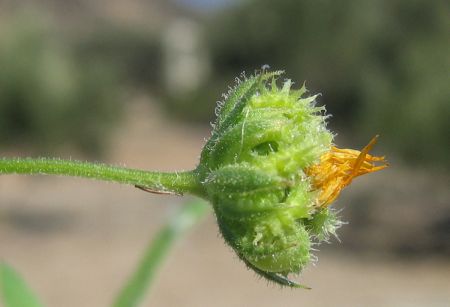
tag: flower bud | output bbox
[196,70,386,287]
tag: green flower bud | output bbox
[196,70,386,287]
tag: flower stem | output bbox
[0,157,204,197]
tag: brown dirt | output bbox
[1,101,449,307]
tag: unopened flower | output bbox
[196,70,387,287]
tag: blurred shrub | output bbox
[75,25,163,92]
[169,0,450,167]
[0,15,121,156]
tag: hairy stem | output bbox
[0,158,204,197]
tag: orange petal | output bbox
[306,135,388,207]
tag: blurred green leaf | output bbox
[113,200,209,307]
[0,263,44,307]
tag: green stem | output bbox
[0,157,204,197]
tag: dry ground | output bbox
[1,101,449,307]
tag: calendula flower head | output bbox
[196,70,387,288]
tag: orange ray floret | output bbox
[306,135,388,207]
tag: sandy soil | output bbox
[1,101,449,307]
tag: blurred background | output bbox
[0,0,449,306]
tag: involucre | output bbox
[196,70,386,287]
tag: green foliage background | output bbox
[169,0,450,167]
[0,15,122,156]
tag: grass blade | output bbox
[113,200,209,307]
[0,263,44,307]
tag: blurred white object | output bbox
[163,18,210,94]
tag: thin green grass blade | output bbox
[113,200,209,307]
[0,263,45,307]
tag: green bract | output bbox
[196,71,339,287]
